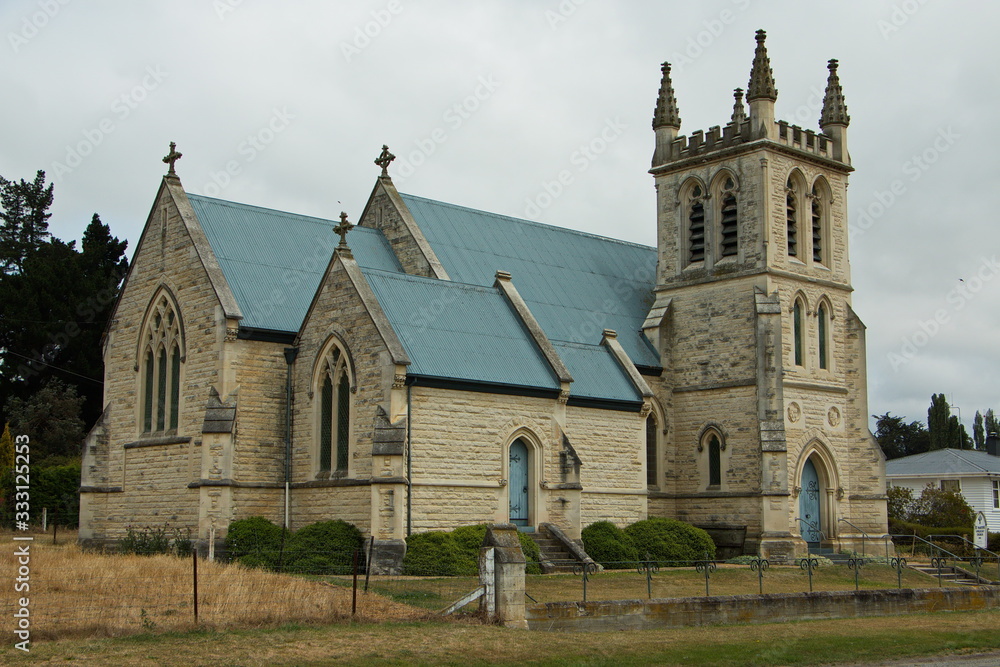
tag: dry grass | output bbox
[1,531,428,640]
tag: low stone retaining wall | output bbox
[526,587,1000,631]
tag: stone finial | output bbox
[747,30,777,102]
[819,59,850,128]
[334,211,354,248]
[652,62,681,130]
[162,141,182,177]
[374,144,395,177]
[731,87,747,123]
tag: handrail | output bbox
[795,517,826,544]
[926,534,1000,560]
[837,518,871,557]
[890,533,962,562]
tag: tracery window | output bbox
[140,295,183,434]
[318,346,351,473]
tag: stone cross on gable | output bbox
[374,144,395,177]
[335,211,354,248]
[162,142,182,176]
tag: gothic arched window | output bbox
[793,298,805,367]
[720,177,739,257]
[140,294,183,434]
[817,303,829,370]
[688,184,705,264]
[699,429,725,489]
[811,186,825,264]
[646,413,658,486]
[318,346,351,474]
[786,178,798,258]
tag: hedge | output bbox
[623,517,716,565]
[404,524,542,575]
[225,516,287,567]
[284,520,363,574]
[581,521,638,568]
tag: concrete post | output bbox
[481,524,526,628]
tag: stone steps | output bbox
[528,528,586,574]
[907,563,985,586]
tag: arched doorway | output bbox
[799,457,822,546]
[508,439,530,527]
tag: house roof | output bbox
[885,449,1000,477]
[400,194,661,369]
[189,194,401,332]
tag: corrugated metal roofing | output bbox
[886,449,1000,477]
[400,193,661,368]
[363,268,561,392]
[551,340,641,402]
[188,194,401,332]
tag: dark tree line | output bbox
[0,170,128,461]
[874,394,996,460]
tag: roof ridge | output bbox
[399,192,655,252]
[361,266,499,292]
[187,192,341,227]
[948,448,990,472]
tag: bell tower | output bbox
[644,31,886,561]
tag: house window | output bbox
[140,295,183,434]
[817,303,829,370]
[688,185,705,264]
[811,186,824,264]
[940,479,960,493]
[793,299,804,367]
[786,179,798,257]
[318,346,351,474]
[719,177,738,258]
[646,414,658,486]
[993,480,999,509]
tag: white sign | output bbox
[974,511,989,549]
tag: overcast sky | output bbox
[1,1,997,433]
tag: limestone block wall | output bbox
[81,180,227,541]
[230,338,288,484]
[291,485,371,533]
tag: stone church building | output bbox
[80,31,887,566]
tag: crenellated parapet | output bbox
[652,30,850,172]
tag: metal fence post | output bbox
[750,557,768,595]
[352,549,359,616]
[890,556,906,589]
[192,548,199,623]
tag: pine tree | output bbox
[0,170,53,274]
[986,409,999,438]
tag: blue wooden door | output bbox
[799,458,822,545]
[509,440,529,527]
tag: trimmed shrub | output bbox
[517,531,543,575]
[225,516,286,566]
[581,521,638,568]
[284,520,363,574]
[624,517,715,566]
[403,531,465,576]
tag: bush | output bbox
[404,525,542,576]
[225,516,286,566]
[624,518,715,566]
[118,524,191,556]
[988,532,1000,554]
[911,485,974,530]
[582,521,638,568]
[284,520,363,573]
[403,531,466,576]
[886,485,915,523]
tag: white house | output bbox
[885,445,1000,532]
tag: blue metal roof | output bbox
[362,269,561,392]
[188,194,401,332]
[551,340,641,402]
[400,193,661,368]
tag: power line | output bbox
[2,349,103,385]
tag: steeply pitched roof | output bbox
[399,193,660,369]
[362,268,561,393]
[885,449,1000,477]
[189,194,401,332]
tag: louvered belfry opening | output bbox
[689,185,705,264]
[786,179,798,257]
[811,188,823,263]
[720,177,738,257]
